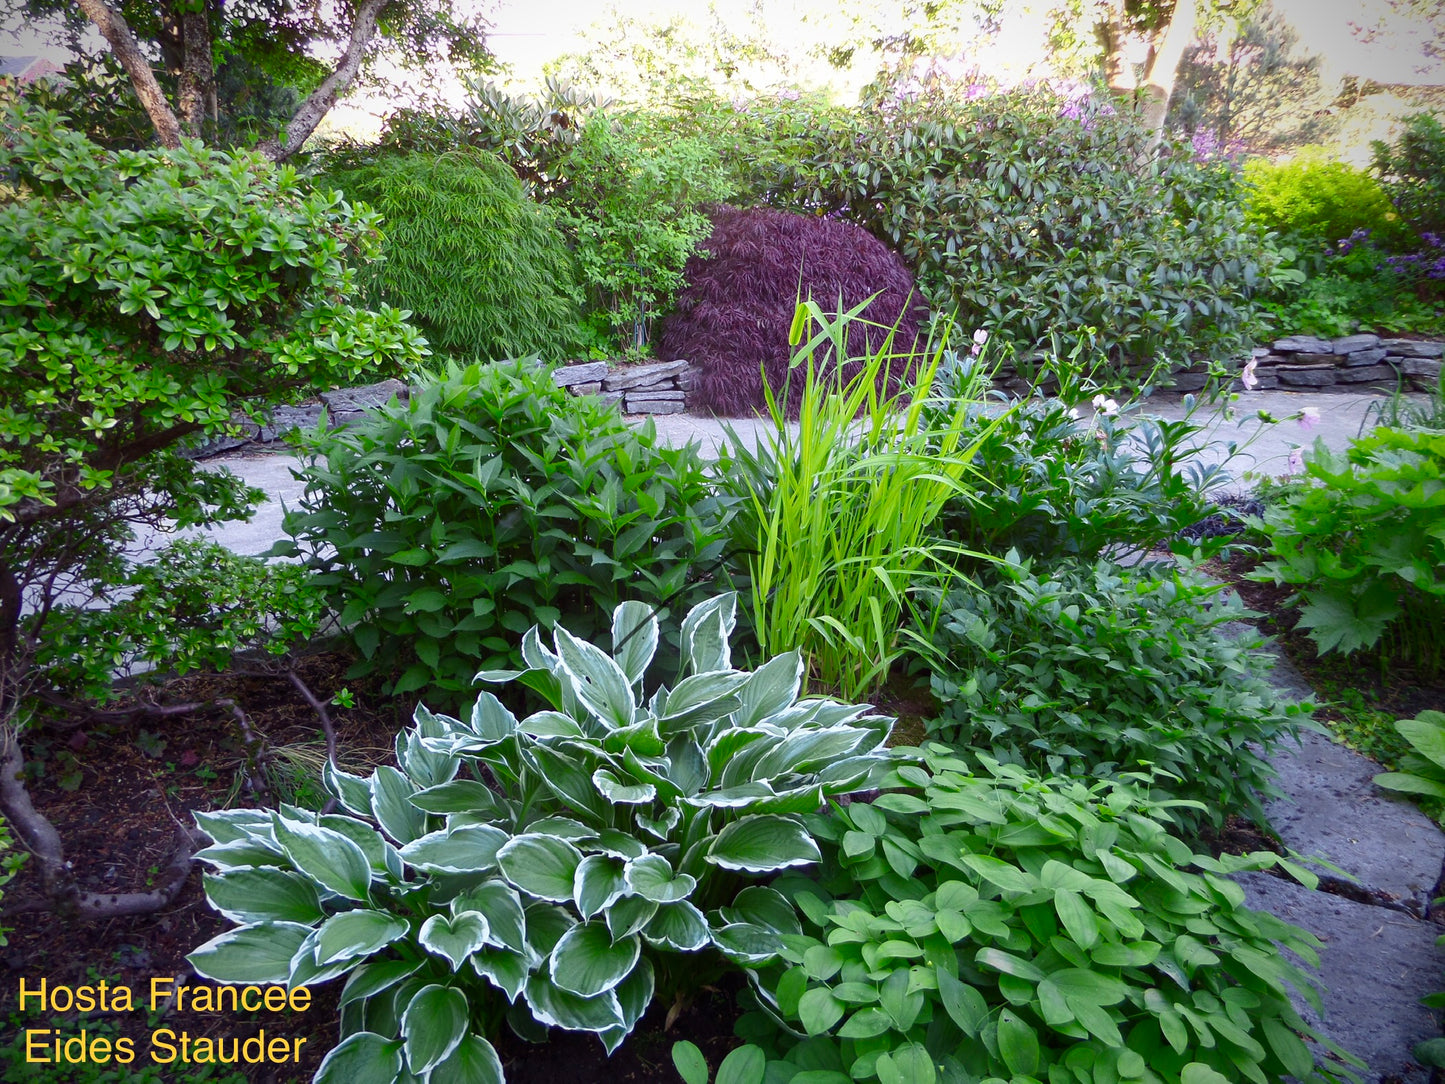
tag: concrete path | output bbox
[166,386,1403,560]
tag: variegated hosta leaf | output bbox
[500,835,585,902]
[419,911,491,970]
[317,909,410,966]
[707,815,822,873]
[401,983,469,1074]
[642,901,711,952]
[272,815,373,901]
[592,768,656,805]
[548,920,640,997]
[679,593,736,676]
[599,958,655,1055]
[624,854,697,903]
[553,624,637,729]
[611,599,659,687]
[321,762,375,818]
[201,868,323,925]
[574,854,629,918]
[314,1032,403,1084]
[524,973,625,1033]
[399,824,508,876]
[430,1033,505,1084]
[188,922,313,985]
[453,881,527,954]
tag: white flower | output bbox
[1091,394,1119,416]
[1067,407,1081,420]
[1241,358,1258,390]
[1298,406,1320,431]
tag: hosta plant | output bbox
[743,747,1362,1084]
[186,595,894,1082]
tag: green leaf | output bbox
[202,868,324,925]
[313,1032,403,1084]
[316,910,409,966]
[1181,1065,1232,1084]
[706,815,821,873]
[339,959,424,1007]
[498,834,584,902]
[959,853,1037,895]
[188,922,312,985]
[410,779,505,814]
[1053,888,1100,950]
[797,988,845,1035]
[471,947,529,1001]
[429,1034,504,1084]
[401,984,469,1074]
[876,1043,937,1084]
[717,1044,767,1084]
[549,921,640,998]
[272,816,373,901]
[419,912,491,971]
[997,1009,1040,1078]
[672,1040,711,1084]
[400,825,508,875]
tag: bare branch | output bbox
[73,0,185,149]
[287,668,339,767]
[257,0,391,162]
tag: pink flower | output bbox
[1287,447,1305,474]
[1298,406,1320,431]
[1241,358,1258,391]
[970,328,989,357]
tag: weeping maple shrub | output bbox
[657,206,928,417]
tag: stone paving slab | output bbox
[1236,872,1443,1083]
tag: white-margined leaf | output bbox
[371,766,427,845]
[611,600,659,687]
[314,1032,403,1084]
[706,815,821,873]
[194,808,277,845]
[202,868,323,925]
[316,909,410,965]
[527,816,599,842]
[664,735,709,796]
[409,779,505,815]
[322,761,377,819]
[711,921,784,965]
[587,829,649,859]
[724,886,803,936]
[526,744,610,822]
[549,920,640,997]
[188,922,312,984]
[606,896,659,941]
[452,880,527,954]
[752,727,875,779]
[401,983,469,1074]
[319,815,404,880]
[636,807,680,842]
[272,815,373,900]
[419,911,491,970]
[524,974,625,1033]
[735,650,804,727]
[641,900,711,952]
[193,838,287,871]
[591,768,656,805]
[679,594,735,675]
[430,1033,505,1084]
[657,671,749,733]
[524,903,577,960]
[470,691,520,743]
[519,711,586,739]
[599,956,655,1055]
[498,834,584,902]
[400,709,461,788]
[470,947,529,1001]
[554,625,637,729]
[573,854,628,918]
[339,959,425,1008]
[624,854,697,903]
[399,824,508,875]
[289,929,365,989]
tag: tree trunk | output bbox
[255,0,391,161]
[177,9,215,138]
[1138,0,1200,140]
[73,0,185,149]
[1095,7,1138,97]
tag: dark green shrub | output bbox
[1373,112,1445,240]
[321,150,584,361]
[753,85,1270,377]
[277,359,735,705]
[927,557,1306,831]
[1253,428,1445,676]
[1242,153,1403,246]
[745,748,1361,1084]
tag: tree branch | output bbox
[74,0,185,149]
[257,0,391,162]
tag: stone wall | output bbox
[551,361,695,414]
[1241,334,1443,392]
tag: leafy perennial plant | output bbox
[187,596,894,1083]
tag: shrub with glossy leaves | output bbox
[744,748,1361,1084]
[752,85,1270,377]
[187,596,895,1082]
[658,206,927,417]
[277,359,734,705]
[1242,153,1403,247]
[927,557,1305,831]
